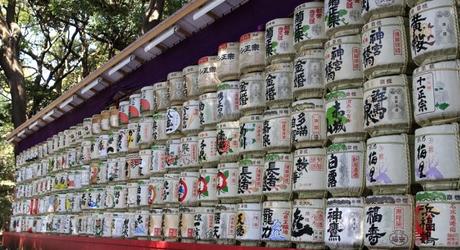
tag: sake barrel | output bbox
[178,171,198,206]
[291,99,327,148]
[163,208,180,241]
[215,204,237,244]
[412,60,460,126]
[293,2,326,51]
[217,42,240,81]
[199,92,218,129]
[414,123,460,190]
[325,197,364,249]
[216,121,240,162]
[261,201,292,247]
[235,203,262,244]
[127,122,140,152]
[149,209,163,240]
[179,136,199,169]
[91,116,102,136]
[111,212,130,238]
[363,75,412,136]
[239,72,266,115]
[409,0,460,66]
[366,135,411,195]
[116,127,129,154]
[262,108,291,153]
[151,145,166,176]
[107,130,118,156]
[292,148,327,199]
[263,153,293,201]
[180,207,196,242]
[119,101,130,125]
[217,162,240,203]
[239,115,265,157]
[194,207,216,243]
[324,0,364,37]
[148,177,163,208]
[265,62,293,108]
[129,93,141,120]
[168,71,187,105]
[183,65,200,98]
[126,153,142,180]
[198,56,220,93]
[182,99,201,135]
[361,0,407,21]
[364,195,413,249]
[291,199,325,249]
[326,142,365,197]
[293,49,325,99]
[198,168,218,206]
[152,111,168,143]
[324,35,364,90]
[110,184,127,210]
[238,158,264,202]
[198,130,219,166]
[265,18,295,64]
[239,32,266,74]
[325,88,366,143]
[140,86,155,115]
[132,210,150,238]
[162,173,179,206]
[165,105,182,138]
[109,106,119,128]
[166,139,181,171]
[362,17,411,78]
[102,212,113,237]
[217,81,241,122]
[138,117,154,149]
[415,191,460,248]
[153,81,170,111]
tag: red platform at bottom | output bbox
[2,232,298,250]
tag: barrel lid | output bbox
[413,59,460,75]
[292,98,324,111]
[265,62,293,72]
[239,157,264,166]
[240,71,264,80]
[296,48,324,58]
[416,190,460,202]
[180,136,198,142]
[141,85,154,91]
[199,168,218,174]
[365,195,412,205]
[199,92,217,99]
[238,203,261,210]
[180,171,199,177]
[198,56,218,64]
[325,35,361,47]
[183,65,198,73]
[153,81,168,89]
[266,18,293,28]
[362,16,405,31]
[239,114,263,123]
[218,42,240,51]
[265,153,292,162]
[327,142,365,153]
[364,74,408,89]
[217,162,238,169]
[293,199,325,208]
[198,130,217,137]
[240,31,264,42]
[295,1,323,12]
[325,88,363,100]
[327,197,364,207]
[415,123,459,136]
[119,101,130,105]
[217,121,239,129]
[167,71,183,79]
[263,200,291,209]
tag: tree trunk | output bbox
[142,0,166,34]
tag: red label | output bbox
[198,56,209,64]
[394,207,403,229]
[351,155,359,179]
[393,30,402,55]
[352,47,360,71]
[240,33,251,42]
[218,43,228,50]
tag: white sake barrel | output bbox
[180,136,199,169]
[366,135,411,194]
[412,60,460,126]
[238,158,264,202]
[118,101,130,125]
[293,2,326,50]
[132,210,150,238]
[324,0,364,37]
[165,105,182,137]
[148,177,163,207]
[217,162,240,203]
[129,93,141,119]
[126,153,141,180]
[239,72,266,115]
[168,71,187,105]
[127,122,140,152]
[415,191,460,248]
[116,127,129,154]
[180,207,196,242]
[140,86,155,115]
[364,195,413,249]
[409,0,460,66]
[152,111,168,143]
[178,171,198,206]
[262,108,291,153]
[194,207,215,242]
[127,182,140,208]
[324,35,364,90]
[325,197,364,249]
[239,32,266,74]
[235,203,262,244]
[361,0,407,21]
[198,56,220,93]
[153,81,170,111]
[149,209,163,240]
[362,17,411,78]
[217,81,241,122]
[109,107,119,128]
[414,123,460,190]
[198,130,219,166]
[162,173,179,206]
[363,75,412,136]
[215,204,237,244]
[291,99,327,148]
[102,212,113,237]
[111,212,130,238]
[139,149,152,178]
[107,130,118,155]
[217,42,240,81]
[293,148,327,198]
[216,121,240,162]
[325,88,366,143]
[166,139,181,171]
[199,92,218,129]
[151,145,166,175]
[112,184,127,209]
[265,62,293,108]
[326,142,365,197]
[261,201,292,247]
[181,99,201,135]
[183,65,200,98]
[198,168,218,205]
[265,18,295,64]
[293,49,325,99]
[163,208,180,241]
[138,117,154,148]
[291,199,325,249]
[239,115,265,157]
[263,153,293,200]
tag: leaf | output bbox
[435,102,450,110]
[271,41,278,50]
[338,9,347,17]
[327,143,347,153]
[203,191,209,196]
[205,176,210,183]
[302,25,310,33]
[224,171,229,178]
[223,186,228,192]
